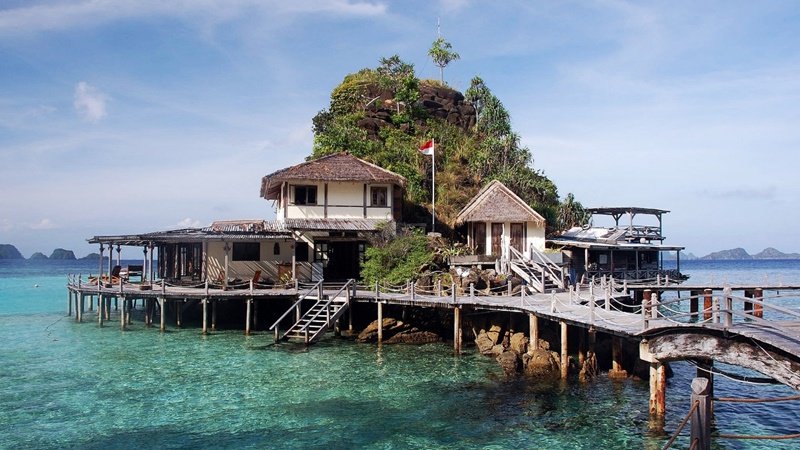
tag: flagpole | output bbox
[431,138,435,232]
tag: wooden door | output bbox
[472,222,486,255]
[491,223,503,256]
[510,223,524,254]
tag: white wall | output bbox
[278,181,394,220]
[474,221,546,259]
[205,239,295,282]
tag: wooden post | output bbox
[120,297,126,330]
[703,289,713,321]
[649,362,666,418]
[690,377,712,450]
[68,289,73,317]
[529,313,539,351]
[97,294,104,326]
[176,300,182,327]
[453,306,462,354]
[212,300,217,331]
[377,301,383,344]
[754,287,764,318]
[253,300,259,331]
[609,337,628,379]
[159,297,166,332]
[245,299,252,335]
[578,329,586,367]
[560,320,568,379]
[202,298,208,335]
[348,303,353,333]
[722,287,733,328]
[743,289,754,315]
[690,290,700,321]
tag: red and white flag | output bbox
[419,139,434,156]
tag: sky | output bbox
[1,0,799,258]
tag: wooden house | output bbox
[260,152,406,281]
[88,153,406,284]
[455,180,546,262]
[547,207,687,284]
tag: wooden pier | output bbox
[67,274,800,438]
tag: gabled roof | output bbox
[455,180,545,226]
[260,152,406,200]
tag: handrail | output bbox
[300,279,353,334]
[268,279,322,331]
[305,279,354,342]
[661,400,699,450]
[511,246,564,289]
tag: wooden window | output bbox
[370,186,388,206]
[232,242,260,261]
[472,222,486,255]
[314,242,329,267]
[293,185,317,205]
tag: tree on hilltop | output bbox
[428,36,460,83]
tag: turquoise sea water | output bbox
[1,259,799,449]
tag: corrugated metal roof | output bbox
[282,218,387,231]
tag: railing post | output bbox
[712,296,720,324]
[161,278,165,294]
[452,283,457,305]
[690,377,712,450]
[470,283,474,301]
[642,292,651,331]
[754,287,764,318]
[589,288,595,325]
[436,279,442,297]
[411,281,416,300]
[604,285,611,311]
[651,292,659,319]
[723,286,732,328]
[703,288,713,321]
[550,290,557,313]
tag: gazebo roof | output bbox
[260,152,406,200]
[455,180,545,226]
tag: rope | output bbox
[716,394,800,403]
[718,433,800,440]
[661,400,699,450]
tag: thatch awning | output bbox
[455,180,545,226]
[260,152,406,200]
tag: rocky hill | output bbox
[29,252,48,260]
[701,247,800,260]
[49,248,76,260]
[0,244,23,259]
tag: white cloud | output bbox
[29,218,57,230]
[176,218,202,228]
[0,1,387,36]
[73,82,108,122]
[0,218,12,232]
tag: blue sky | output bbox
[1,0,799,258]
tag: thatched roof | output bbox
[455,180,545,226]
[260,152,406,200]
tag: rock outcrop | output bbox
[28,252,48,260]
[356,317,442,345]
[522,348,561,379]
[357,82,476,139]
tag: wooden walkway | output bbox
[66,276,800,390]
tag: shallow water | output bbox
[1,259,799,449]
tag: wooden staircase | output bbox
[508,247,565,294]
[269,280,354,345]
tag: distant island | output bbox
[700,247,800,260]
[0,244,95,261]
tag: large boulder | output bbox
[509,332,529,355]
[522,348,561,380]
[496,351,521,376]
[356,318,409,342]
[475,330,495,355]
[384,328,441,345]
[485,325,502,346]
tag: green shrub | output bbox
[361,231,434,285]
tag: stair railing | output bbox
[300,279,355,343]
[268,279,324,342]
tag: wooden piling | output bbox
[77,295,83,322]
[609,337,628,379]
[377,302,383,344]
[744,289,754,315]
[754,287,764,318]
[690,377,712,450]
[703,289,713,321]
[159,297,166,332]
[529,313,539,350]
[120,297,126,330]
[245,299,252,335]
[453,306,462,354]
[202,298,208,335]
[98,294,104,327]
[649,362,666,418]
[560,320,568,379]
[212,300,217,331]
